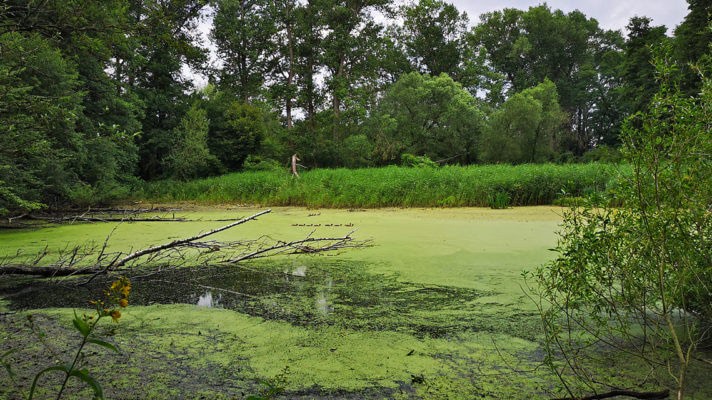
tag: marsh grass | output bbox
[139,163,624,208]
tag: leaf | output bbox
[29,365,69,400]
[72,311,91,337]
[86,337,120,354]
[69,368,104,399]
[1,349,17,378]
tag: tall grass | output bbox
[138,163,625,208]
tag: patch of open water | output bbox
[0,260,507,339]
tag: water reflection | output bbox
[315,277,334,315]
[0,260,489,338]
[197,290,221,308]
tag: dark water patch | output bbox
[0,260,532,339]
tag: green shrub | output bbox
[400,153,438,168]
[243,155,284,172]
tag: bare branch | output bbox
[553,389,670,400]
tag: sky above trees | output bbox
[450,0,688,33]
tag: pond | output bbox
[0,206,565,399]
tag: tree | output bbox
[269,0,299,129]
[203,91,266,171]
[530,53,711,400]
[126,0,208,180]
[2,0,144,204]
[212,0,277,102]
[471,5,625,154]
[480,80,566,163]
[399,0,469,79]
[0,32,83,213]
[369,72,484,164]
[621,17,668,115]
[673,0,712,96]
[164,105,220,180]
[317,0,390,120]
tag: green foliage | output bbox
[204,92,267,171]
[165,105,221,180]
[480,80,567,163]
[370,72,484,165]
[140,163,621,208]
[212,0,277,101]
[0,32,83,214]
[486,192,510,209]
[243,155,284,172]
[128,0,207,180]
[399,0,469,78]
[340,134,374,168]
[400,154,438,168]
[673,0,712,96]
[579,145,623,163]
[530,62,711,398]
[472,5,625,154]
[621,17,668,115]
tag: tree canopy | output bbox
[1,0,709,214]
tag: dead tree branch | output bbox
[227,230,361,263]
[553,389,670,400]
[0,209,369,281]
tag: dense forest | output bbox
[1,0,710,214]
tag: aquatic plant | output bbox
[26,277,131,399]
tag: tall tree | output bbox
[369,72,484,164]
[212,0,277,102]
[471,5,624,154]
[0,32,83,213]
[319,0,390,118]
[293,0,324,125]
[125,0,208,179]
[399,0,469,80]
[1,0,143,204]
[270,0,299,129]
[673,0,712,96]
[621,17,668,115]
[480,79,567,163]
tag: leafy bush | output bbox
[530,62,711,399]
[400,153,438,168]
[243,155,284,172]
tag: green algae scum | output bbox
[0,207,653,398]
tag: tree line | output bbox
[1,0,710,214]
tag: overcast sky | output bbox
[448,0,690,34]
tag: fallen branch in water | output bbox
[227,230,362,263]
[0,209,368,281]
[554,389,670,400]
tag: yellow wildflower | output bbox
[121,283,131,297]
[110,310,122,322]
[119,298,129,308]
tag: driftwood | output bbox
[0,209,367,281]
[554,389,670,400]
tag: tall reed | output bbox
[139,163,624,208]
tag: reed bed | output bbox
[139,163,625,208]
